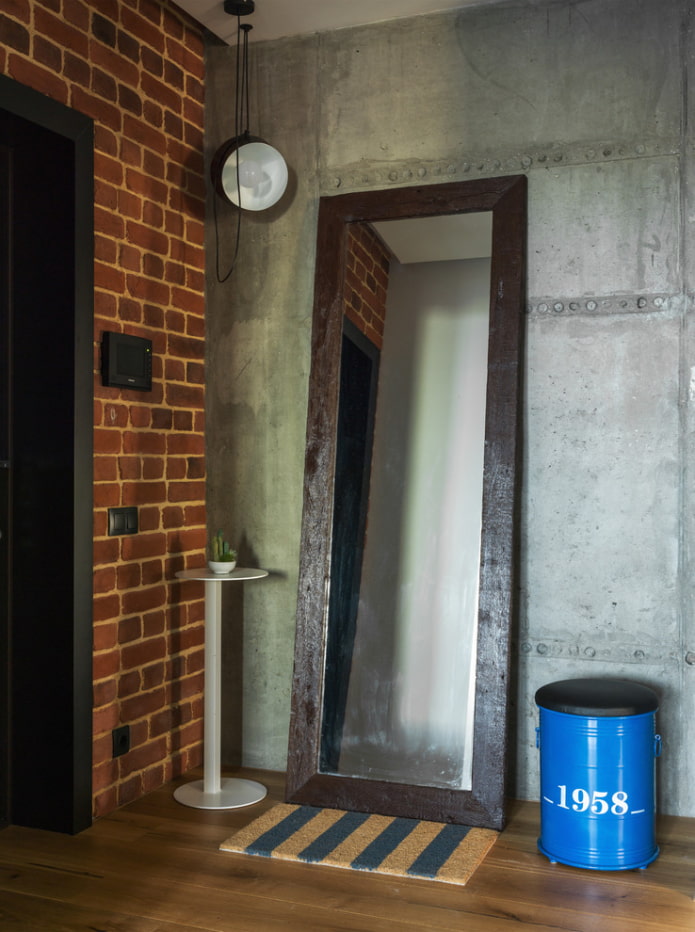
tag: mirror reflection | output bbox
[322,216,493,791]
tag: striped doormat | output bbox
[220,803,497,885]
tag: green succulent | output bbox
[210,529,237,562]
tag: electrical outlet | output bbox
[112,725,130,758]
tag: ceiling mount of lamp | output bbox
[210,1,288,214]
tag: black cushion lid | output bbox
[535,678,658,716]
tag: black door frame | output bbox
[0,74,93,834]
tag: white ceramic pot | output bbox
[208,560,237,574]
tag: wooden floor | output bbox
[0,768,694,931]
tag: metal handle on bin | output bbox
[654,734,662,757]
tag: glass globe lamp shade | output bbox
[211,135,288,211]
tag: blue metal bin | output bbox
[535,678,661,871]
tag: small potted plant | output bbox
[208,528,237,574]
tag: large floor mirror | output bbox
[286,175,526,829]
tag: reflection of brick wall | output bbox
[2,0,207,818]
[344,224,391,350]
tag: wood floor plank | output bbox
[0,770,693,931]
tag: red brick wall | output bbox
[344,223,390,349]
[1,0,208,818]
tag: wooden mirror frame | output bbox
[286,174,527,830]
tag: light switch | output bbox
[108,506,138,536]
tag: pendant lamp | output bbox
[211,1,288,212]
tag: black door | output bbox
[0,143,10,829]
[0,76,94,834]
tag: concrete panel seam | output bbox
[527,293,679,317]
[322,137,680,195]
[517,638,678,665]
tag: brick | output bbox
[143,457,164,480]
[93,702,120,736]
[121,532,167,561]
[117,455,142,479]
[164,358,185,382]
[120,5,166,52]
[173,410,193,430]
[120,685,167,720]
[141,71,180,113]
[93,511,108,537]
[186,361,204,385]
[118,188,142,220]
[142,605,165,632]
[94,538,119,566]
[35,8,89,57]
[118,82,142,116]
[122,431,166,455]
[125,275,169,307]
[33,35,62,72]
[120,136,142,167]
[93,677,118,710]
[93,759,118,793]
[93,482,120,508]
[117,562,141,589]
[2,0,30,22]
[143,304,165,329]
[117,670,141,697]
[143,200,164,229]
[91,12,116,46]
[88,38,139,87]
[167,527,205,553]
[93,649,120,681]
[164,110,182,140]
[94,566,116,593]
[166,384,205,408]
[10,55,67,102]
[118,297,142,322]
[143,254,164,279]
[122,480,167,505]
[117,28,140,63]
[141,44,163,76]
[117,775,142,809]
[184,504,206,526]
[93,621,118,651]
[119,243,141,272]
[162,505,184,528]
[129,406,151,428]
[123,114,166,155]
[142,99,163,130]
[167,433,203,455]
[90,68,120,104]
[95,205,125,239]
[166,458,186,480]
[186,457,204,479]
[121,585,166,616]
[94,455,117,481]
[138,506,160,531]
[124,736,168,773]
[142,763,165,794]
[95,233,117,264]
[93,787,118,820]
[92,732,113,768]
[64,49,91,86]
[167,479,205,504]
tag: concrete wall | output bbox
[205,0,695,815]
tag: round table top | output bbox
[175,567,269,582]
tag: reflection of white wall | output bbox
[341,256,491,790]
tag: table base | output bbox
[174,777,267,810]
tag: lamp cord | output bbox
[214,16,250,283]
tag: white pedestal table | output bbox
[173,567,269,810]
